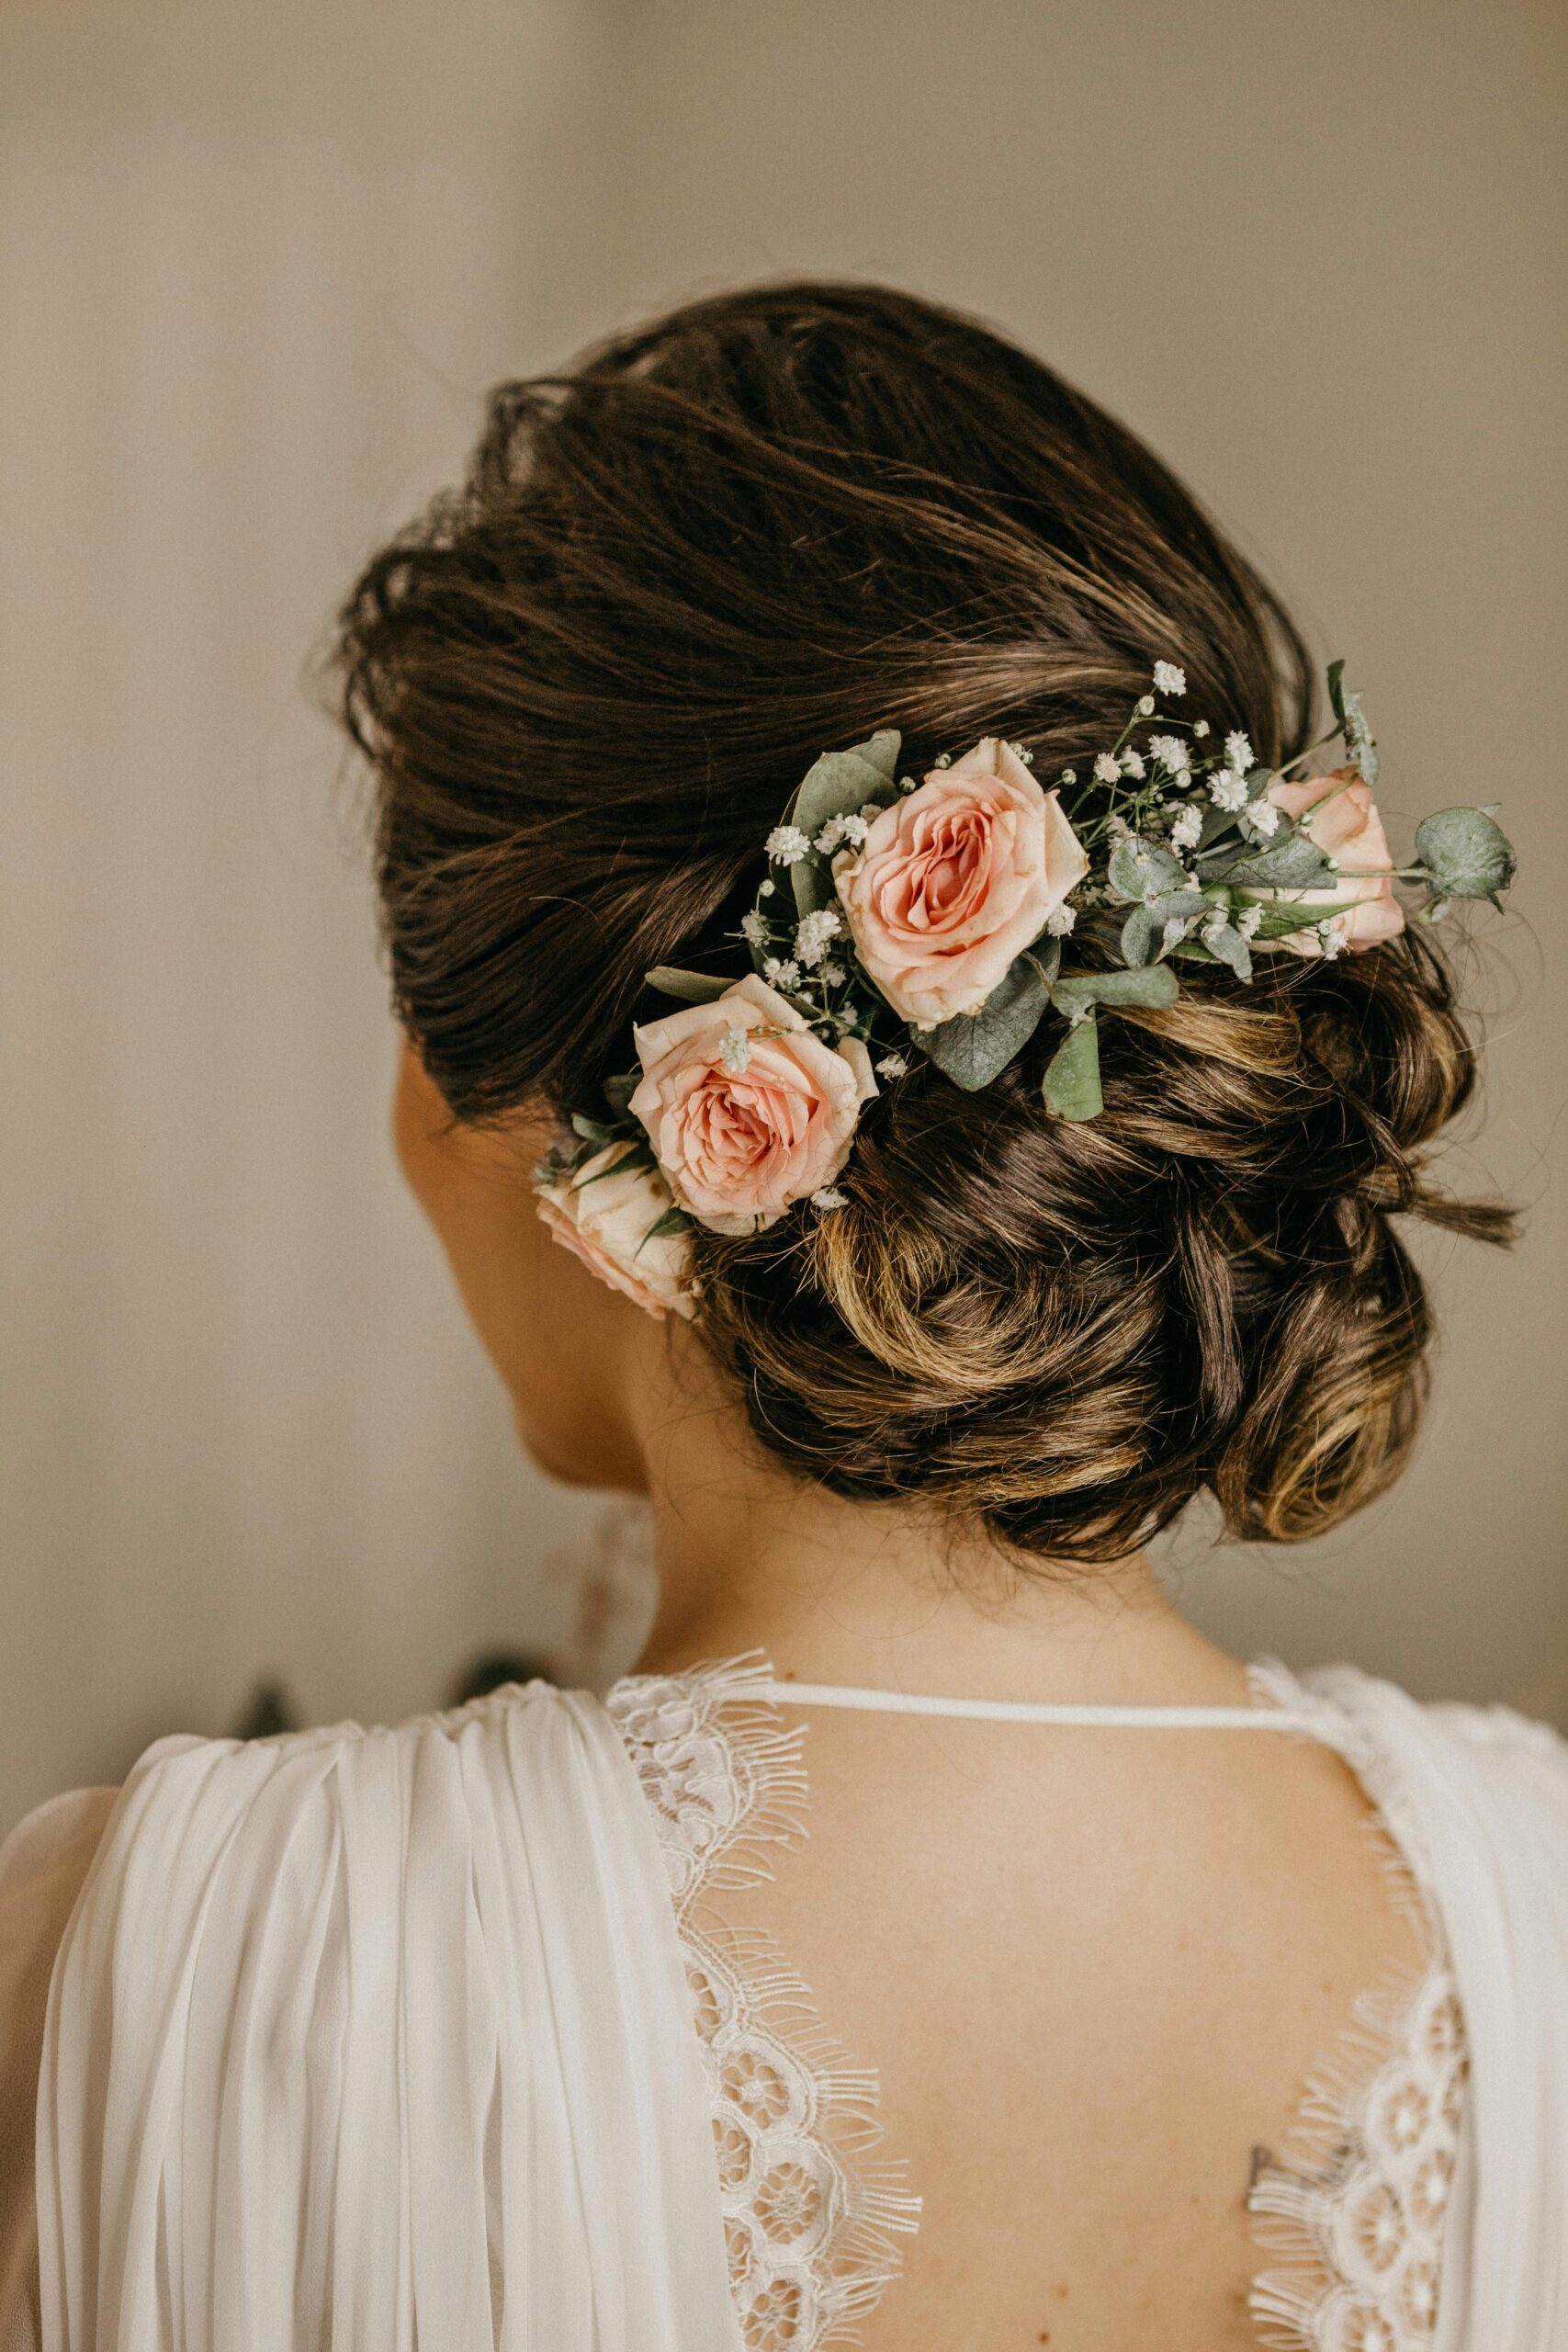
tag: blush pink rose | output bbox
[1258,766,1406,957]
[832,738,1089,1026]
[628,973,876,1236]
[535,1146,695,1320]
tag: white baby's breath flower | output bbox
[759,877,776,898]
[1106,814,1134,844]
[765,823,811,865]
[1136,695,1156,718]
[1235,903,1263,939]
[814,816,848,854]
[1093,752,1122,785]
[1150,734,1191,775]
[840,812,870,845]
[1059,767,1077,786]
[1044,902,1077,937]
[1209,769,1249,813]
[1317,916,1348,961]
[1121,749,1146,780]
[1224,729,1255,774]
[1153,661,1187,696]
[810,1186,848,1212]
[717,1025,751,1074]
[1193,719,1211,739]
[874,1051,909,1079]
[820,961,847,988]
[794,906,843,968]
[740,910,769,948]
[1241,798,1281,839]
[1201,912,1229,945]
[762,956,801,988]
[1170,805,1203,851]
[932,752,953,769]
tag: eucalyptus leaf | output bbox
[1152,888,1209,922]
[1025,934,1064,988]
[789,733,903,847]
[570,1113,619,1144]
[1201,922,1253,981]
[1107,837,1186,903]
[1326,659,1348,724]
[914,953,1052,1092]
[1221,831,1336,890]
[791,855,835,922]
[644,966,737,1004]
[1169,937,1220,962]
[1121,905,1161,967]
[1042,1013,1103,1120]
[602,1070,638,1116]
[1415,806,1516,903]
[1051,965,1179,1020]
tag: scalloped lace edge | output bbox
[606,1655,920,2350]
[1242,1661,1467,2350]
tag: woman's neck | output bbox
[627,1361,1252,1711]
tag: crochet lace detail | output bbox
[1245,1664,1470,2352]
[606,1657,919,2351]
[1247,1951,1466,2351]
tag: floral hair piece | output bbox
[534,662,1516,1318]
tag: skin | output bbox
[395,1037,1426,2352]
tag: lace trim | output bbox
[1244,1663,1470,2352]
[606,1657,920,2352]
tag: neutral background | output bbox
[3,0,1563,1834]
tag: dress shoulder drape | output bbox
[8,1682,741,2352]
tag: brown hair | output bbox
[334,279,1511,1563]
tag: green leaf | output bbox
[573,1144,657,1188]
[913,952,1052,1092]
[1221,831,1336,890]
[1169,937,1220,962]
[570,1113,618,1144]
[1245,895,1351,941]
[1152,888,1209,922]
[1121,905,1161,967]
[1414,806,1516,903]
[637,1204,694,1250]
[1042,1013,1103,1120]
[1201,922,1253,981]
[1051,965,1179,1019]
[602,1070,638,1117]
[1326,659,1348,724]
[789,733,903,848]
[1107,837,1186,903]
[644,966,737,1003]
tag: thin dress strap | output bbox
[750,1679,1321,1730]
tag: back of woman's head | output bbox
[335,279,1511,1565]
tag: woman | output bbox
[2,282,1562,2352]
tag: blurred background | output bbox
[2,0,1563,1834]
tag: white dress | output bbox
[3,1655,1566,2352]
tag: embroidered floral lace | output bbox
[607,1658,1468,2352]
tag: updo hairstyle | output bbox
[334,280,1511,1565]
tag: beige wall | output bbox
[3,0,1564,1831]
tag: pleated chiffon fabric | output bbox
[30,1683,741,2352]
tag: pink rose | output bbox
[629,973,876,1235]
[535,1145,695,1320]
[1258,767,1406,958]
[832,738,1089,1026]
